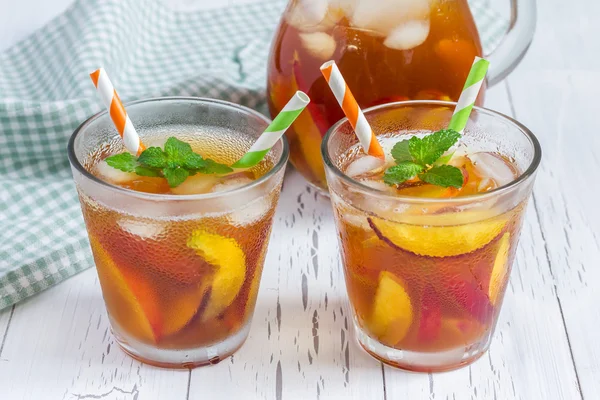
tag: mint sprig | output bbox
[105,137,233,188]
[383,162,423,185]
[383,129,464,188]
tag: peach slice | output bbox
[369,271,413,347]
[187,230,246,321]
[489,233,510,305]
[89,235,160,343]
[369,211,507,257]
[171,174,220,195]
[160,281,211,338]
[441,276,494,325]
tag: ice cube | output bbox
[331,191,370,229]
[95,160,137,184]
[478,177,495,192]
[359,179,396,193]
[171,174,220,195]
[383,19,430,50]
[350,0,430,35]
[210,175,254,193]
[226,195,273,227]
[470,152,517,187]
[208,173,273,225]
[300,32,337,59]
[329,0,356,14]
[345,155,385,178]
[286,0,329,31]
[118,218,165,240]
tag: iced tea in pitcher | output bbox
[322,101,541,371]
[68,98,288,368]
[268,0,483,189]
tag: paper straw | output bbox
[232,91,310,169]
[448,57,490,134]
[320,61,384,158]
[89,68,146,156]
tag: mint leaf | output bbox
[203,159,234,174]
[391,139,412,163]
[383,162,424,186]
[105,153,137,172]
[409,129,461,165]
[135,166,161,177]
[419,165,464,188]
[104,137,235,188]
[138,147,168,168]
[426,129,461,155]
[165,137,193,166]
[163,167,189,188]
[183,153,206,170]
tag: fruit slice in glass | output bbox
[368,271,414,347]
[187,230,247,321]
[368,210,507,257]
[91,235,212,342]
[90,235,160,343]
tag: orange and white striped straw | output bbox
[320,61,384,158]
[89,68,146,156]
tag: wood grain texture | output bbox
[503,1,600,396]
[0,271,189,399]
[188,172,385,400]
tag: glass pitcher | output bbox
[267,0,536,190]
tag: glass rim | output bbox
[321,100,542,204]
[67,96,289,201]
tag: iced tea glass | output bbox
[322,101,541,372]
[68,98,288,368]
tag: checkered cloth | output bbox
[0,0,508,310]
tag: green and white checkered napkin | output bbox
[0,0,508,310]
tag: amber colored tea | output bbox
[328,131,529,371]
[267,0,484,189]
[79,131,281,368]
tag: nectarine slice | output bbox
[369,210,507,257]
[187,230,246,321]
[89,235,160,343]
[369,271,413,347]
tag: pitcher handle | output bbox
[485,0,537,86]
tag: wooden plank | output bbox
[0,269,189,399]
[382,83,582,400]
[504,0,600,394]
[189,171,386,400]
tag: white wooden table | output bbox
[1,0,598,399]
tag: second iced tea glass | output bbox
[68,98,288,368]
[322,101,541,372]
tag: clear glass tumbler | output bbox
[68,97,288,368]
[322,101,541,372]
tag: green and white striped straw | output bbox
[232,91,310,169]
[448,57,490,134]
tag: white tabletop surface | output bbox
[0,0,598,399]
